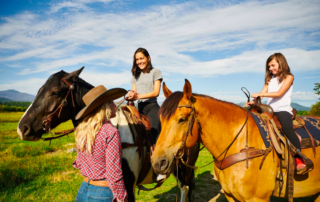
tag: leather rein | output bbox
[42,78,77,143]
[173,88,251,171]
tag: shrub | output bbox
[309,101,320,116]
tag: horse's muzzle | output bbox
[153,157,170,174]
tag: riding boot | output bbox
[295,149,306,172]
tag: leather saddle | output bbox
[250,97,304,130]
[249,97,314,175]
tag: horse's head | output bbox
[151,79,200,175]
[17,67,92,141]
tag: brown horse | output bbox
[151,79,320,202]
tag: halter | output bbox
[173,88,251,170]
[42,78,76,143]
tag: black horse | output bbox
[17,67,199,202]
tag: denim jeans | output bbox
[75,180,113,202]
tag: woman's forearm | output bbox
[136,91,159,99]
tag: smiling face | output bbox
[268,59,280,76]
[135,52,150,72]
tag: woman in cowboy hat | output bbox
[73,85,128,202]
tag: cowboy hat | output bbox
[76,85,127,120]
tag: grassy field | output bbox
[0,112,312,201]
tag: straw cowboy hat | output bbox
[76,85,127,120]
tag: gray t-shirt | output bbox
[130,68,163,103]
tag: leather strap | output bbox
[214,147,271,170]
[84,177,109,187]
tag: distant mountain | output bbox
[0,97,12,102]
[291,103,311,111]
[0,90,35,102]
[236,102,310,111]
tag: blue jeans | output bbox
[75,180,113,202]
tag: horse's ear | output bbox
[183,79,192,99]
[64,66,84,82]
[163,82,172,98]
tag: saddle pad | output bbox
[296,116,320,141]
[250,113,320,148]
[250,112,271,148]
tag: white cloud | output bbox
[158,48,320,76]
[48,0,115,14]
[292,91,320,100]
[0,0,319,76]
[0,78,46,95]
[81,70,131,88]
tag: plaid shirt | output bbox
[73,121,128,202]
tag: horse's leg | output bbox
[122,147,141,202]
[312,192,320,202]
[173,171,189,202]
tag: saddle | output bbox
[249,97,315,175]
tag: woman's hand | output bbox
[251,93,260,99]
[244,100,255,108]
[127,90,137,99]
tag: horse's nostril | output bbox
[22,125,30,136]
[159,159,168,171]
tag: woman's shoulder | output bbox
[151,68,161,73]
[100,121,119,134]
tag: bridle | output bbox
[173,88,251,171]
[42,78,76,143]
[173,97,201,163]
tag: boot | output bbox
[296,157,306,172]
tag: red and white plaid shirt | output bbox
[73,121,128,202]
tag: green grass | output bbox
[0,112,313,201]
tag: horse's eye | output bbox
[51,91,60,97]
[179,117,187,123]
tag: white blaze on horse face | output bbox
[17,102,33,139]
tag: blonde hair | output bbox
[75,100,112,153]
[264,53,293,84]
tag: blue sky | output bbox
[0,0,319,106]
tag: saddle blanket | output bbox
[250,112,320,148]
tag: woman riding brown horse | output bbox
[151,79,320,201]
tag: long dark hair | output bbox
[131,47,153,77]
[265,53,293,84]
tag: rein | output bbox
[42,78,77,144]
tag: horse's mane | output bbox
[37,70,94,106]
[159,91,244,120]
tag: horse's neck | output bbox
[71,79,94,127]
[110,109,135,144]
[195,96,250,158]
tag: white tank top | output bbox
[267,77,293,115]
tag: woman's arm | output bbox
[251,75,293,99]
[131,80,162,100]
[244,83,268,107]
[127,84,137,99]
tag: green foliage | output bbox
[0,101,31,107]
[297,111,309,116]
[0,101,31,112]
[314,83,320,99]
[309,101,320,116]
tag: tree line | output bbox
[0,101,31,112]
